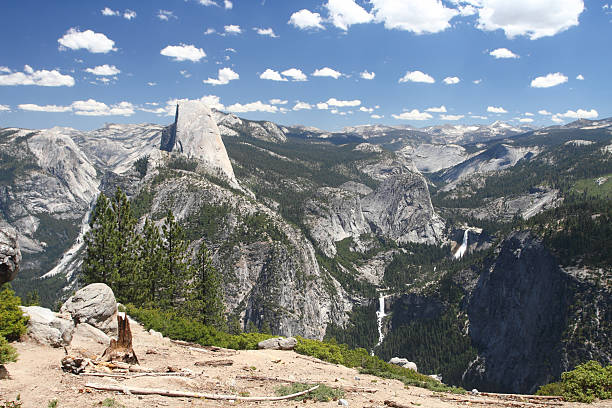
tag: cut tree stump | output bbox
[100,314,139,365]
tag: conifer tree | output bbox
[159,210,192,308]
[188,241,224,329]
[137,218,164,305]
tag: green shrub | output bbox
[0,335,18,365]
[275,383,344,402]
[537,361,612,403]
[0,285,28,342]
[535,381,563,397]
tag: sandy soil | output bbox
[1,319,611,408]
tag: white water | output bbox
[375,295,386,347]
[454,229,469,259]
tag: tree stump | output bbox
[100,314,139,365]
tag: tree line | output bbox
[82,188,224,329]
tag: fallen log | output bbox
[194,359,233,367]
[478,392,564,401]
[81,372,194,379]
[85,382,319,401]
[439,396,563,407]
[235,375,377,393]
[384,401,416,408]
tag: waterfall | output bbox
[375,295,386,347]
[454,229,469,259]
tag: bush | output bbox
[537,361,612,403]
[0,335,18,365]
[0,285,28,342]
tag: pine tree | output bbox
[137,218,164,306]
[188,241,225,329]
[82,193,115,285]
[159,210,192,308]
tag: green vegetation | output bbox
[0,335,18,365]
[572,174,612,199]
[133,155,149,179]
[101,398,125,408]
[0,395,22,408]
[275,383,344,402]
[536,361,612,403]
[0,285,28,342]
[47,400,58,408]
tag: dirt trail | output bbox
[1,320,611,408]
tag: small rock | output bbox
[338,399,349,406]
[354,376,360,381]
[471,389,479,395]
[73,323,110,345]
[149,329,163,338]
[0,365,10,379]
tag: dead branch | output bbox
[85,382,320,401]
[235,375,377,393]
[478,392,564,401]
[384,401,416,408]
[194,359,233,367]
[439,396,563,407]
[80,372,194,379]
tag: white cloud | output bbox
[471,115,488,119]
[0,67,10,73]
[371,114,383,119]
[487,106,507,113]
[165,95,225,114]
[326,98,361,107]
[224,25,242,34]
[0,65,75,87]
[524,112,534,116]
[203,67,239,85]
[556,109,598,119]
[317,102,329,110]
[101,7,119,16]
[426,105,447,113]
[58,28,116,53]
[72,99,135,116]
[269,99,288,105]
[360,106,374,113]
[458,4,477,16]
[282,68,307,81]
[551,116,564,123]
[576,74,585,80]
[224,0,233,10]
[489,47,519,59]
[147,82,157,86]
[473,79,482,84]
[443,76,460,85]
[360,70,375,80]
[18,103,72,113]
[399,70,435,84]
[157,10,177,20]
[538,109,552,115]
[85,64,120,76]
[199,0,217,5]
[313,67,343,79]
[260,69,287,81]
[392,109,433,120]
[289,9,325,30]
[325,0,373,30]
[519,117,534,123]
[160,44,206,62]
[255,27,278,37]
[371,0,458,34]
[476,0,584,40]
[180,70,191,78]
[227,101,277,113]
[441,114,464,120]
[293,101,312,111]
[123,10,136,20]
[0,105,10,112]
[531,72,568,88]
[204,28,216,35]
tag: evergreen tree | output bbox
[82,193,115,285]
[159,210,192,308]
[137,218,164,306]
[188,241,224,329]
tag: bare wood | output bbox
[384,401,414,408]
[235,375,377,393]
[194,359,234,367]
[100,315,138,365]
[85,382,320,401]
[172,340,238,354]
[439,396,562,407]
[81,372,193,379]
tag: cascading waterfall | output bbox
[375,295,386,347]
[454,229,469,259]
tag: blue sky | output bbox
[0,0,610,131]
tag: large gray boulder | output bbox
[389,357,418,372]
[20,306,74,347]
[0,227,21,285]
[257,337,298,350]
[72,323,111,345]
[61,283,118,336]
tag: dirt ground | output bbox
[1,319,611,408]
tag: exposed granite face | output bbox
[0,227,20,285]
[464,231,572,394]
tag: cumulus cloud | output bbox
[326,98,361,107]
[255,27,278,37]
[199,0,218,6]
[157,10,177,20]
[203,67,239,85]
[525,112,534,116]
[531,72,568,88]
[165,95,226,114]
[85,64,120,76]
[313,67,343,79]
[519,118,534,123]
[101,7,119,16]
[443,76,460,85]
[360,70,375,80]
[317,102,329,110]
[487,106,507,113]
[227,101,277,113]
[293,101,313,110]
[224,0,233,9]
[289,9,325,30]
[538,109,552,115]
[160,44,206,62]
[269,99,288,105]
[426,105,447,113]
[224,25,242,34]
[204,28,216,35]
[282,68,307,81]
[0,105,10,112]
[0,67,10,73]
[399,70,435,84]
[476,0,584,40]
[471,115,488,120]
[325,0,373,30]
[123,10,136,20]
[0,65,75,87]
[441,114,464,120]
[556,109,598,119]
[576,74,585,80]
[72,99,134,116]
[260,69,287,81]
[371,0,458,34]
[392,109,433,120]
[18,103,72,113]
[360,106,374,113]
[490,47,519,59]
[371,114,383,119]
[58,28,116,53]
[473,79,482,84]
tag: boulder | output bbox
[73,323,111,345]
[20,306,74,347]
[257,337,297,350]
[0,227,21,285]
[389,357,418,372]
[61,283,117,336]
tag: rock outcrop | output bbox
[257,337,297,350]
[0,227,21,285]
[20,306,74,347]
[389,357,418,372]
[464,231,572,394]
[61,283,118,336]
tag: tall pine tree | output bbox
[188,241,225,329]
[159,210,192,308]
